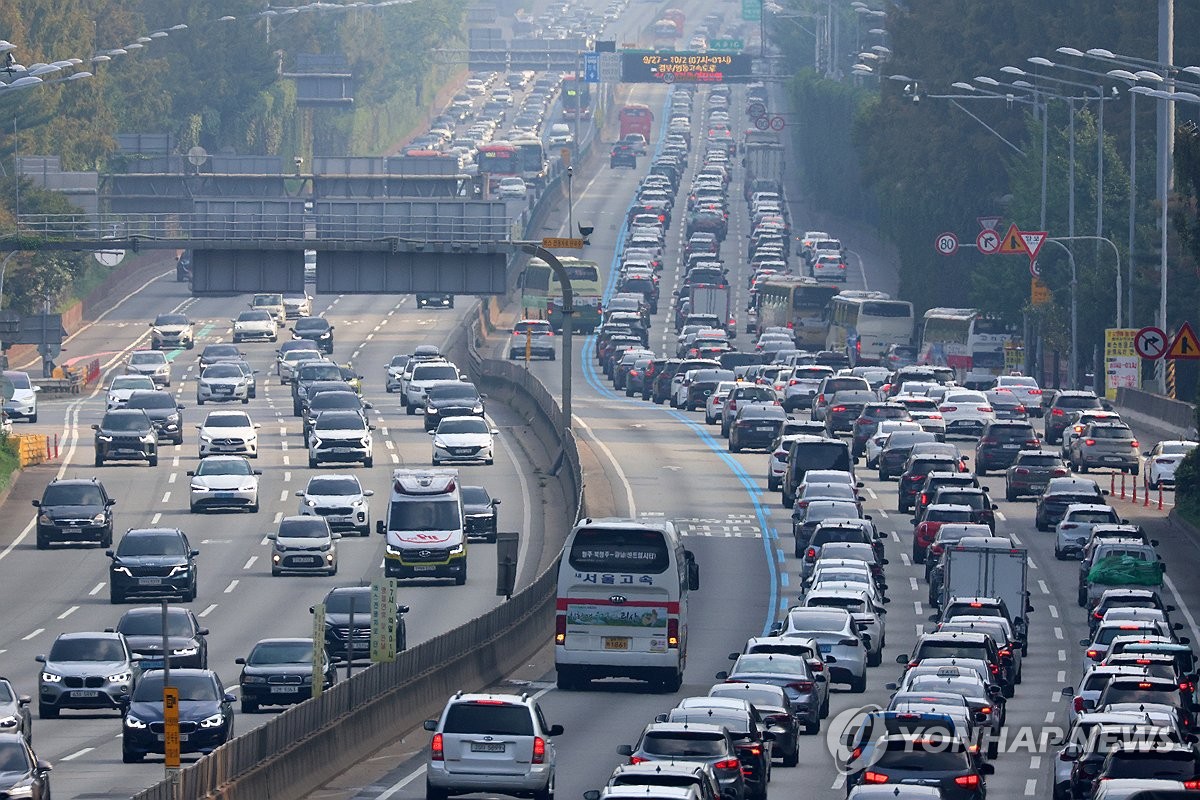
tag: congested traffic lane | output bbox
[0,282,563,797]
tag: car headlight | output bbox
[171,646,198,656]
[241,483,257,492]
[385,544,402,556]
[112,566,133,576]
[167,565,190,577]
[166,414,179,423]
[38,513,52,525]
[107,671,132,683]
[97,434,113,442]
[433,438,446,449]
[449,543,465,555]
[200,712,225,728]
[142,434,156,444]
[352,497,367,506]
[0,715,19,729]
[424,405,435,415]
[304,499,318,507]
[92,512,107,524]
[41,672,62,683]
[124,715,148,729]
[200,433,213,441]
[191,484,207,492]
[472,404,484,414]
[360,438,371,448]
[242,675,267,685]
[311,439,323,449]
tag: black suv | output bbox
[850,402,912,459]
[291,361,345,416]
[461,485,500,542]
[111,605,208,669]
[898,455,962,513]
[313,586,408,662]
[1004,450,1068,500]
[106,528,199,603]
[92,409,158,467]
[974,421,1040,474]
[1044,390,1103,443]
[32,478,115,549]
[125,390,186,445]
[1034,476,1107,531]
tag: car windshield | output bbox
[278,519,329,539]
[204,365,242,379]
[127,392,175,410]
[119,612,193,637]
[388,498,460,531]
[461,486,491,505]
[154,315,189,326]
[42,484,103,505]
[286,351,320,364]
[1090,427,1133,439]
[315,413,364,431]
[203,346,240,359]
[205,413,250,428]
[133,673,217,702]
[1068,510,1118,524]
[711,686,784,708]
[238,311,272,322]
[129,352,165,366]
[1106,751,1196,779]
[112,376,154,390]
[49,637,125,662]
[1057,395,1101,409]
[414,365,459,381]
[311,393,359,410]
[102,413,150,431]
[196,459,252,476]
[444,702,534,735]
[0,740,30,772]
[643,732,728,757]
[249,641,313,665]
[324,591,370,613]
[875,739,969,770]
[788,611,849,631]
[117,532,187,557]
[1162,443,1196,455]
[1017,454,1063,467]
[428,384,479,401]
[437,418,488,434]
[301,365,342,380]
[295,319,330,332]
[307,477,360,496]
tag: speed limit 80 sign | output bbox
[935,232,959,256]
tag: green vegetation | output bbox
[771,1,1200,375]
[0,436,20,494]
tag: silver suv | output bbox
[424,692,563,800]
[36,631,136,718]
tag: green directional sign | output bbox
[709,39,744,52]
[741,0,761,22]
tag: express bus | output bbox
[751,276,840,348]
[561,76,592,119]
[541,256,603,333]
[555,518,698,691]
[918,308,1011,378]
[619,103,654,141]
[476,142,520,191]
[510,136,548,187]
[826,291,915,366]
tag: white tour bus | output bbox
[825,290,915,366]
[555,518,699,692]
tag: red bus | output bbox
[476,142,520,191]
[619,104,654,141]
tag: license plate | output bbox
[292,556,318,565]
[1104,456,1123,462]
[139,577,163,586]
[215,491,236,497]
[471,742,507,753]
[1002,443,1019,448]
[272,686,301,694]
[818,644,832,654]
[71,690,100,698]
[141,659,164,669]
[757,426,774,432]
[604,637,630,650]
[413,565,436,572]
[217,387,232,394]
[158,733,189,742]
[454,448,473,455]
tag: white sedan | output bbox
[1143,440,1198,490]
[188,455,261,513]
[704,381,738,425]
[937,390,996,437]
[430,416,498,465]
[496,177,528,199]
[232,310,278,343]
[197,410,260,458]
[107,375,157,410]
[994,375,1044,416]
[196,363,251,405]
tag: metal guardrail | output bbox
[10,213,516,245]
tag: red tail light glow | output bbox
[532,736,547,763]
[431,733,444,761]
[630,756,648,765]
[954,775,981,788]
[714,759,741,770]
[862,772,889,784]
[1053,408,1065,416]
[1073,696,1084,713]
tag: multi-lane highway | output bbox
[305,73,1199,800]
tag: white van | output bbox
[555,518,699,692]
[376,469,467,585]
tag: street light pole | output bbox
[518,244,573,437]
[1043,239,1078,388]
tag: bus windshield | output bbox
[568,527,670,574]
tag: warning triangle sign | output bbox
[998,224,1027,255]
[1166,322,1200,360]
[1019,231,1048,261]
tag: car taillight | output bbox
[1026,439,1041,446]
[714,758,741,770]
[1131,440,1140,448]
[787,680,816,693]
[806,548,816,560]
[920,492,929,504]
[713,396,722,404]
[531,736,547,763]
[862,772,889,784]
[954,775,981,788]
[788,379,800,386]
[1183,779,1200,790]
[1053,468,1069,476]
[978,406,993,412]
[629,756,648,765]
[1092,610,1104,619]
[1085,439,1096,446]
[1073,695,1085,713]
[555,614,566,645]
[940,405,957,412]
[1014,468,1030,475]
[668,618,679,648]
[981,437,997,444]
[908,474,924,482]
[1030,388,1043,395]
[1053,408,1064,416]
[1087,649,1100,660]
[431,733,444,761]
[856,417,870,425]
[989,663,999,675]
[831,405,847,412]
[1182,681,1196,692]
[795,500,810,509]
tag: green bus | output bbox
[526,257,602,333]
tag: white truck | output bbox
[938,538,1031,646]
[742,142,785,200]
[688,284,734,338]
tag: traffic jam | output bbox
[575,74,1200,800]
